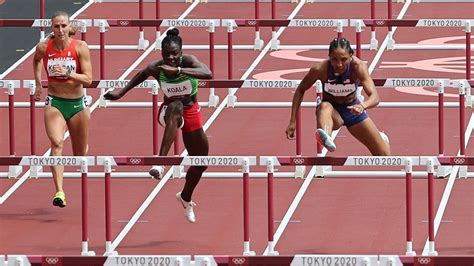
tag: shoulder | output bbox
[35,39,48,55]
[146,60,163,73]
[350,56,367,71]
[181,54,200,65]
[75,39,88,48]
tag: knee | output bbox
[50,138,64,151]
[317,102,333,114]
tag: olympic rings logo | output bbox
[375,20,385,25]
[198,81,208,87]
[119,20,130,26]
[247,20,257,26]
[453,157,465,164]
[232,257,246,265]
[45,257,59,265]
[417,257,431,265]
[293,158,305,165]
[129,158,142,164]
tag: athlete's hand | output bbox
[159,65,180,76]
[34,83,42,101]
[52,64,69,77]
[286,121,297,140]
[103,91,122,101]
[347,103,366,116]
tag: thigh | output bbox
[67,108,91,155]
[183,129,209,156]
[44,106,67,141]
[347,118,390,155]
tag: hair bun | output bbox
[166,28,180,37]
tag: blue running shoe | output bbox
[315,128,336,152]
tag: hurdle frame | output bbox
[97,155,257,256]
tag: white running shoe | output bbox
[176,192,196,223]
[149,166,164,179]
[379,131,390,144]
[315,128,336,152]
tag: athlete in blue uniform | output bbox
[286,38,390,155]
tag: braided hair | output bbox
[329,37,354,55]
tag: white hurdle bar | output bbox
[0,156,95,256]
[261,155,420,256]
[96,156,257,256]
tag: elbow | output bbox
[372,95,380,107]
[83,76,93,87]
[205,70,213,79]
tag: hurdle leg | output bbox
[138,30,150,50]
[80,160,95,256]
[8,165,22,179]
[370,31,378,50]
[253,31,264,50]
[242,158,255,256]
[270,31,280,51]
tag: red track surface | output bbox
[1,0,473,258]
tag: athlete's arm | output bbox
[355,60,379,110]
[286,64,321,139]
[70,40,93,86]
[103,62,154,100]
[32,42,47,101]
[179,54,212,79]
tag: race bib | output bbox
[324,83,357,97]
[160,80,193,98]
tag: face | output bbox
[161,42,182,67]
[51,15,70,41]
[329,47,352,75]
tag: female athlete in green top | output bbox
[104,28,212,223]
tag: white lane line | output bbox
[263,0,413,255]
[421,113,474,255]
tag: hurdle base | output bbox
[294,165,306,178]
[459,165,468,178]
[173,165,184,179]
[8,166,22,179]
[138,39,150,51]
[227,95,237,108]
[436,165,452,178]
[208,94,220,108]
[387,32,395,51]
[271,38,280,51]
[370,32,378,50]
[314,165,332,178]
[29,165,42,179]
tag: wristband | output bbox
[361,103,367,110]
[177,66,182,74]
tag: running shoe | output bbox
[176,192,196,223]
[315,128,336,152]
[52,191,67,208]
[149,166,164,179]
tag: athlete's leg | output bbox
[44,106,67,206]
[67,108,90,156]
[181,128,209,202]
[316,102,344,151]
[159,100,183,156]
[347,118,391,155]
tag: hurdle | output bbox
[0,80,22,178]
[351,19,473,76]
[96,155,258,256]
[261,155,419,256]
[0,156,95,256]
